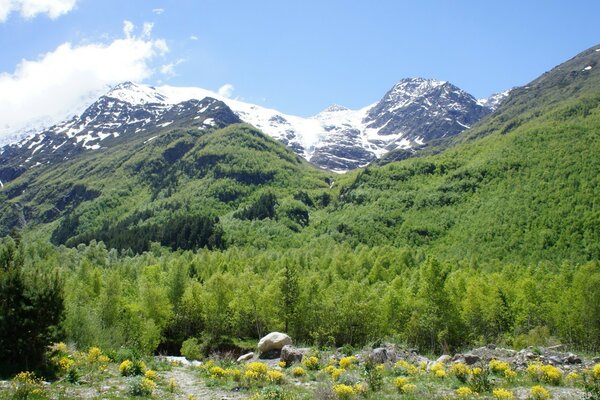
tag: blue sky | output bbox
[0,0,599,133]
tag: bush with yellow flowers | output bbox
[540,365,562,385]
[57,356,75,373]
[489,359,511,374]
[292,366,306,377]
[119,359,146,377]
[119,360,134,376]
[468,365,493,394]
[449,362,470,383]
[11,371,45,399]
[333,383,355,399]
[144,369,158,381]
[303,355,320,371]
[527,362,543,380]
[455,386,476,398]
[339,356,357,369]
[492,388,515,399]
[353,382,367,395]
[400,383,417,394]
[267,369,284,384]
[530,385,551,399]
[209,366,226,378]
[324,365,345,381]
[394,376,409,390]
[278,361,286,368]
[129,376,156,396]
[582,364,600,399]
[224,368,242,381]
[87,347,103,363]
[244,362,269,384]
[394,359,419,376]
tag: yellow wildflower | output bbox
[530,385,551,399]
[492,388,514,399]
[455,386,475,397]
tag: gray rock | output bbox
[258,332,292,354]
[369,347,396,364]
[564,353,582,364]
[436,355,452,364]
[280,345,309,365]
[549,356,563,365]
[237,352,254,362]
[464,354,481,365]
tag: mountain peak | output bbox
[320,104,350,113]
[105,81,167,105]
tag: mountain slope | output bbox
[0,101,332,250]
[314,44,600,263]
[0,78,497,177]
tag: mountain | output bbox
[0,44,599,263]
[0,98,332,248]
[0,79,497,180]
[320,44,600,263]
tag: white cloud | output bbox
[123,20,134,38]
[151,8,164,15]
[189,35,199,41]
[217,83,234,98]
[160,58,184,77]
[0,21,169,139]
[142,22,153,38]
[0,0,77,22]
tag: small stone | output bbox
[237,352,254,362]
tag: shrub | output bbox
[180,338,203,360]
[394,376,409,390]
[303,355,320,370]
[540,365,562,385]
[489,359,511,374]
[450,362,470,382]
[120,360,134,376]
[120,359,146,376]
[209,366,226,378]
[333,383,354,399]
[11,371,44,400]
[292,367,306,377]
[267,369,284,384]
[339,356,357,369]
[492,388,515,399]
[129,377,156,396]
[362,361,383,392]
[468,366,492,394]
[530,385,551,399]
[400,383,417,394]
[144,369,157,381]
[87,347,103,363]
[393,359,419,376]
[456,386,476,397]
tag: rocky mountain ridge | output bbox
[0,79,508,183]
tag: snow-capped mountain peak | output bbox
[477,89,512,110]
[1,78,507,181]
[105,81,168,105]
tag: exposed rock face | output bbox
[280,345,309,365]
[257,332,292,354]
